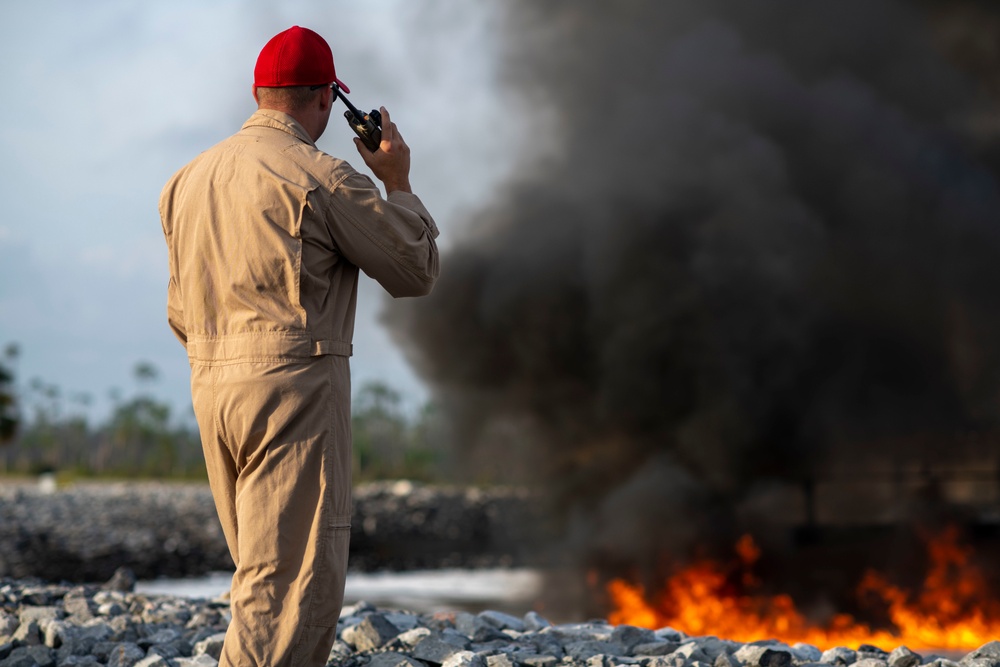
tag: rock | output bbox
[487,654,517,667]
[965,643,1000,666]
[635,641,681,657]
[138,627,183,648]
[106,642,146,667]
[522,657,559,667]
[454,612,507,642]
[854,659,887,667]
[397,627,433,648]
[694,637,736,661]
[759,649,794,667]
[411,633,470,663]
[610,625,657,652]
[175,656,220,667]
[858,646,889,659]
[677,641,714,663]
[328,640,354,664]
[42,619,69,649]
[192,632,226,659]
[4,645,56,667]
[367,653,426,667]
[735,644,793,667]
[821,647,858,666]
[340,621,363,648]
[442,650,486,667]
[63,595,95,621]
[147,644,182,660]
[0,610,18,639]
[57,657,101,667]
[384,612,421,632]
[717,653,741,667]
[102,568,137,593]
[135,656,173,667]
[550,623,614,643]
[523,611,551,632]
[564,640,626,661]
[647,657,689,667]
[888,646,922,667]
[58,621,114,656]
[350,613,403,651]
[792,645,824,663]
[479,611,526,633]
[19,607,61,626]
[12,619,41,646]
[528,633,565,660]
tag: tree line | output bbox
[0,343,449,482]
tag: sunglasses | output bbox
[310,83,339,95]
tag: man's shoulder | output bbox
[282,142,364,191]
[164,132,239,178]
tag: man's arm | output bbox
[324,172,439,297]
[325,106,439,297]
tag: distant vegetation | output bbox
[0,344,17,445]
[0,343,449,482]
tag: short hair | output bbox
[256,85,323,111]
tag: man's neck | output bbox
[258,104,323,142]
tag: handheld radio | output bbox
[333,86,382,152]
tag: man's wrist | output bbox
[383,179,412,194]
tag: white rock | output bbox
[443,650,485,667]
[397,627,432,647]
[175,655,220,667]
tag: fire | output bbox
[605,527,1000,650]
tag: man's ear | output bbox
[252,84,259,105]
[320,86,334,112]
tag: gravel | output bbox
[0,481,541,582]
[0,576,996,667]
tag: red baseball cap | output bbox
[254,26,350,93]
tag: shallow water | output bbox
[137,567,544,617]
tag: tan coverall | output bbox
[159,109,439,666]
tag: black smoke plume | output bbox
[387,0,1000,617]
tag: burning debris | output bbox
[605,529,1000,651]
[387,0,1000,644]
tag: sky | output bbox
[0,1,518,424]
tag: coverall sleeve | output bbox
[159,195,188,348]
[166,275,187,347]
[324,171,440,298]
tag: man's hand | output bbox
[355,106,412,194]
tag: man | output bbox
[159,26,439,666]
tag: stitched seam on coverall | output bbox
[207,366,235,564]
[329,187,435,282]
[289,358,332,665]
[304,357,335,628]
[209,366,230,455]
[286,153,434,284]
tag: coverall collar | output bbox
[242,108,317,148]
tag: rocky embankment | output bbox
[0,481,542,582]
[1,576,999,667]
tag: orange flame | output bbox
[605,527,1000,650]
